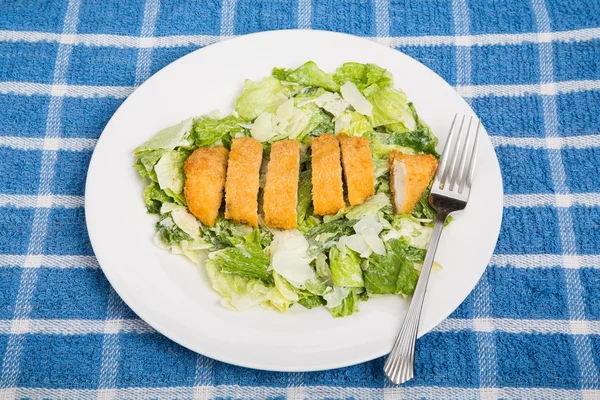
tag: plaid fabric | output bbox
[0,0,599,398]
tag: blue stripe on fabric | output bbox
[581,268,600,320]
[61,97,124,139]
[52,150,93,195]
[0,148,43,195]
[78,0,146,36]
[471,44,541,85]
[311,0,376,36]
[0,95,50,138]
[389,0,454,36]
[0,42,59,84]
[67,46,139,86]
[472,95,545,137]
[556,91,600,137]
[496,207,562,254]
[155,0,222,36]
[30,268,110,320]
[487,266,570,319]
[235,0,299,34]
[0,208,35,255]
[117,333,197,388]
[44,208,94,256]
[495,146,555,194]
[0,268,22,319]
[395,45,457,86]
[468,0,536,34]
[0,0,68,33]
[19,334,104,388]
[571,206,600,255]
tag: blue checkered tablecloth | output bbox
[0,0,599,398]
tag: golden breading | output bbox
[224,137,263,227]
[310,134,345,215]
[388,150,438,214]
[183,147,229,227]
[263,140,301,229]
[338,134,375,206]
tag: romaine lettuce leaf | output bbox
[192,115,246,148]
[329,246,364,288]
[273,61,339,92]
[335,111,372,136]
[134,149,167,181]
[345,193,391,220]
[304,218,355,256]
[297,170,312,225]
[329,288,361,318]
[333,62,393,91]
[154,149,191,201]
[367,88,416,131]
[133,118,193,154]
[235,76,291,121]
[206,262,288,311]
[209,230,273,283]
[363,238,420,295]
[156,213,192,245]
[143,181,171,213]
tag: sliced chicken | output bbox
[389,150,438,214]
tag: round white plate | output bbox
[85,30,503,372]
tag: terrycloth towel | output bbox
[0,0,599,398]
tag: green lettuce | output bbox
[134,118,193,154]
[335,111,372,136]
[329,247,364,288]
[273,61,339,92]
[363,238,420,295]
[304,218,354,255]
[235,76,291,121]
[143,181,171,213]
[154,149,191,205]
[297,170,312,225]
[329,288,361,318]
[156,213,192,246]
[192,115,247,148]
[332,62,393,92]
[368,88,415,131]
[345,193,391,220]
[134,149,167,181]
[209,230,273,283]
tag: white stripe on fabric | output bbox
[297,0,312,29]
[0,0,82,390]
[2,386,599,400]
[490,134,600,149]
[436,318,600,335]
[0,194,84,208]
[374,0,391,43]
[134,0,160,87]
[0,319,154,335]
[0,81,134,98]
[532,0,599,389]
[0,255,99,268]
[2,317,600,336]
[2,80,599,100]
[220,0,236,38]
[287,372,305,400]
[2,26,600,48]
[490,254,600,269]
[457,80,600,98]
[193,355,214,400]
[503,193,600,208]
[0,136,97,151]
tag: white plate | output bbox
[85,30,503,372]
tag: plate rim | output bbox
[85,28,504,372]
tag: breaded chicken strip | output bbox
[224,137,263,227]
[389,150,438,214]
[310,134,345,215]
[184,147,228,227]
[338,134,375,206]
[263,140,301,229]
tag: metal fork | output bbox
[384,114,481,385]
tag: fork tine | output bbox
[455,116,473,192]
[443,115,465,187]
[435,114,457,183]
[465,120,481,189]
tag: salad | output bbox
[133,61,441,318]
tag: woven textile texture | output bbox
[1,0,600,398]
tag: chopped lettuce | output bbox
[235,76,291,121]
[329,246,364,288]
[192,115,246,148]
[368,88,416,132]
[335,111,372,136]
[143,181,171,213]
[134,118,193,154]
[363,238,420,295]
[209,230,273,283]
[154,149,190,203]
[333,62,393,92]
[273,61,339,92]
[329,288,361,318]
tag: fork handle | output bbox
[384,211,448,384]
